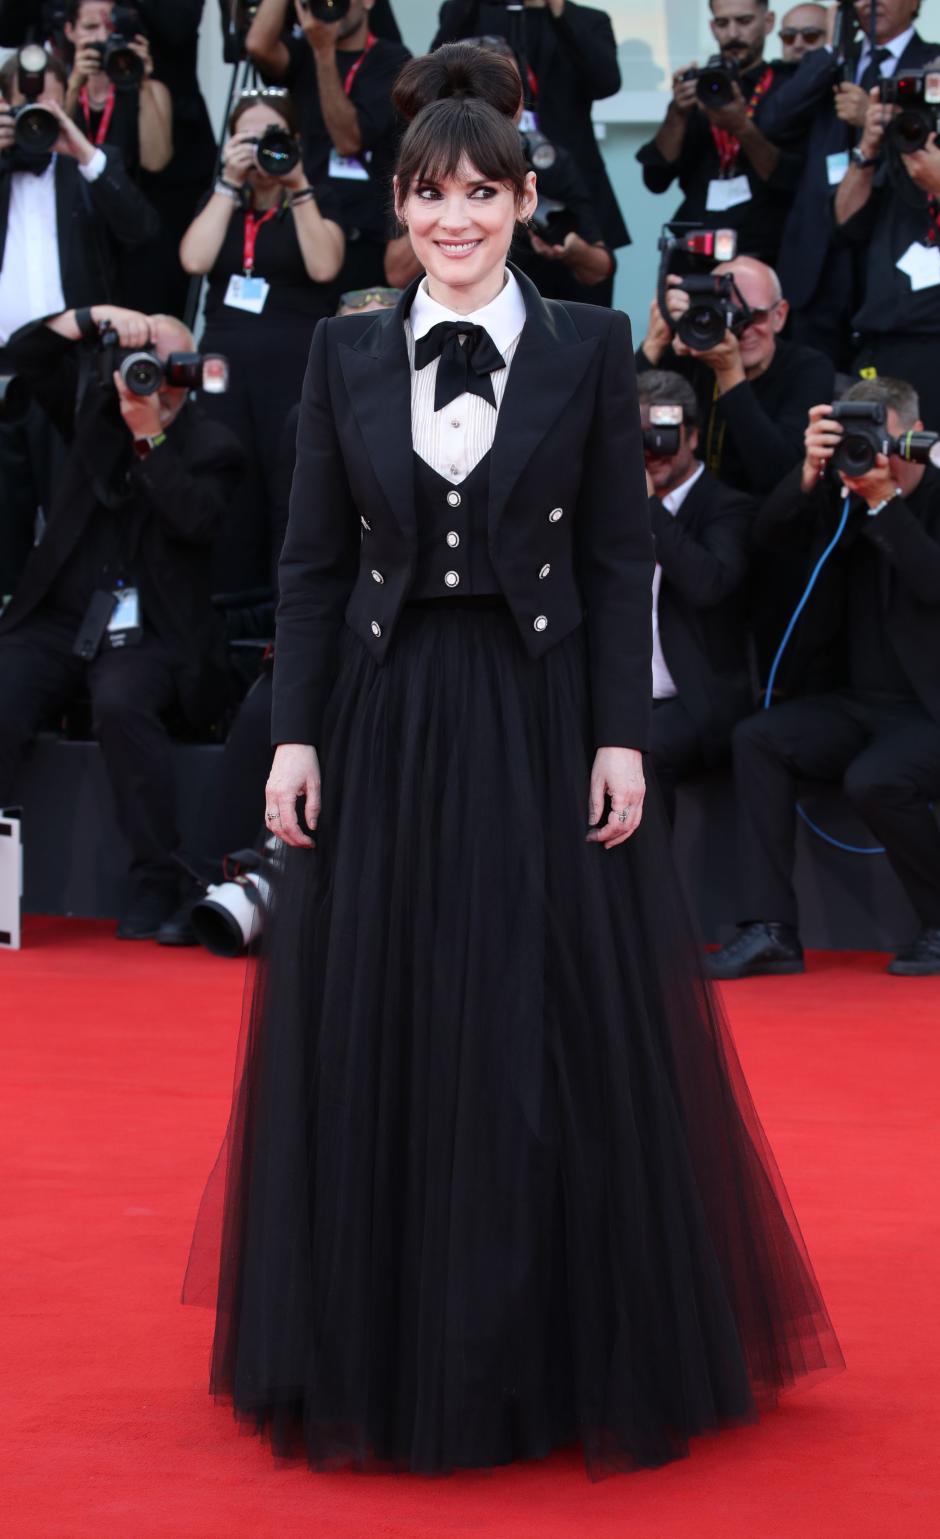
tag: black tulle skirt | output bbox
[182,603,844,1478]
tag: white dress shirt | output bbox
[650,461,705,701]
[0,150,107,346]
[854,27,916,83]
[406,268,527,485]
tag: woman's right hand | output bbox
[221,131,257,186]
[265,744,321,849]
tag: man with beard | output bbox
[636,0,804,266]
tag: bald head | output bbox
[779,3,828,60]
[712,257,787,377]
[149,315,196,358]
[714,256,783,308]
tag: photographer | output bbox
[709,377,940,979]
[63,1,172,176]
[777,4,829,64]
[0,46,160,600]
[833,77,940,428]
[431,0,627,304]
[0,303,244,939]
[759,0,938,365]
[638,254,834,496]
[639,370,754,825]
[245,0,410,292]
[179,88,344,592]
[636,0,805,266]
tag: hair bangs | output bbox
[397,97,527,203]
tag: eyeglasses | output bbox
[738,300,782,329]
[338,287,401,311]
[778,26,826,43]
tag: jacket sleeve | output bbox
[3,319,82,441]
[575,311,655,749]
[862,489,940,603]
[271,319,361,747]
[87,148,162,248]
[650,483,753,607]
[548,5,621,101]
[127,416,244,547]
[431,0,480,48]
[759,48,839,139]
[716,348,834,494]
[753,462,836,551]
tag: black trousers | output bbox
[649,696,707,825]
[851,333,940,432]
[0,611,180,886]
[733,693,940,930]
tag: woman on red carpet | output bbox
[183,44,844,1477]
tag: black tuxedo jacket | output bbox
[0,149,161,310]
[651,467,754,758]
[0,320,245,724]
[755,463,940,721]
[432,0,628,249]
[274,267,654,750]
[762,32,939,309]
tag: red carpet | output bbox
[2,918,937,1537]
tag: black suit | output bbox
[731,463,940,930]
[274,266,653,751]
[0,318,244,890]
[761,32,939,364]
[432,0,628,255]
[648,468,754,819]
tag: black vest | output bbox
[409,451,501,599]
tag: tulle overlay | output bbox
[183,605,843,1477]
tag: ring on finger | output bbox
[265,808,281,823]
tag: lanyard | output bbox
[926,195,940,247]
[525,62,539,102]
[78,83,116,147]
[710,67,773,177]
[343,32,377,96]
[243,205,278,275]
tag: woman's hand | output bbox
[586,747,646,849]
[221,131,257,186]
[265,744,321,849]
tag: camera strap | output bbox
[78,83,116,147]
[342,32,377,95]
[242,205,279,276]
[710,67,773,175]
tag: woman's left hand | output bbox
[586,746,646,848]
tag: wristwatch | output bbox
[133,431,167,460]
[850,147,879,169]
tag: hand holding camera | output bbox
[0,99,14,155]
[670,64,700,117]
[222,129,258,186]
[833,81,870,130]
[802,401,940,502]
[294,0,346,55]
[898,132,940,194]
[858,87,894,162]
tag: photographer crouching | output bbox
[0,304,244,939]
[708,378,940,979]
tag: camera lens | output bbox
[255,127,300,177]
[120,353,163,396]
[14,105,58,154]
[834,433,876,476]
[892,108,931,152]
[680,302,726,351]
[105,40,144,90]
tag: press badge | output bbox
[826,150,849,186]
[328,147,371,181]
[896,240,940,291]
[105,585,142,649]
[705,174,751,212]
[224,273,270,314]
[519,108,539,133]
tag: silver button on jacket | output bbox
[538,563,550,580]
[446,490,462,508]
[444,570,460,588]
[371,569,384,584]
[446,531,460,548]
[548,507,563,523]
[371,620,382,637]
[534,614,548,632]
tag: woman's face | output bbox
[398,157,537,297]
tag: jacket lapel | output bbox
[338,280,419,541]
[487,266,599,541]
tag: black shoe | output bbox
[116,879,179,941]
[707,922,805,980]
[156,892,200,947]
[887,928,940,976]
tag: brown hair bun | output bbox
[392,43,522,123]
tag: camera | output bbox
[642,404,683,458]
[829,400,940,475]
[251,123,301,177]
[97,325,230,397]
[298,0,353,21]
[88,6,147,92]
[881,68,940,154]
[189,842,279,957]
[0,374,30,425]
[519,127,556,171]
[679,54,740,110]
[656,224,753,351]
[10,46,59,156]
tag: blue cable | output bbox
[762,488,886,856]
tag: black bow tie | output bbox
[7,150,53,176]
[413,320,506,412]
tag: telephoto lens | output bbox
[694,55,740,109]
[254,123,301,177]
[120,352,164,396]
[13,44,59,155]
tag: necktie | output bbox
[413,321,506,412]
[858,46,892,92]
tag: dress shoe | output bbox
[887,928,940,976]
[707,922,805,980]
[116,879,179,941]
[156,893,200,947]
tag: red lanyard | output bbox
[710,67,773,177]
[343,32,376,96]
[78,83,116,147]
[243,205,278,275]
[525,62,539,102]
[926,196,940,247]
